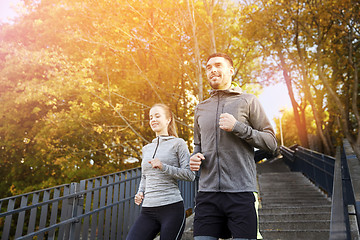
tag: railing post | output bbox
[1,199,15,240]
[68,182,84,240]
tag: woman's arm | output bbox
[161,139,195,181]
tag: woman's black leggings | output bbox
[126,201,185,240]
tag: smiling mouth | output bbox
[210,74,220,80]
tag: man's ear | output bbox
[230,67,235,76]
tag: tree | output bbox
[274,106,319,149]
[239,0,360,158]
[1,0,257,197]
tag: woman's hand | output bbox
[134,192,144,205]
[149,158,163,169]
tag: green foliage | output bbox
[0,0,217,197]
[1,0,359,198]
[240,0,360,156]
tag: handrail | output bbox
[0,174,140,218]
[280,145,335,196]
[0,167,196,240]
[341,139,360,238]
[329,146,350,239]
[16,195,135,240]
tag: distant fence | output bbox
[0,167,197,240]
[280,144,335,196]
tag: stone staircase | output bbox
[257,158,332,239]
[180,157,332,240]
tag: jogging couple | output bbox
[126,53,277,240]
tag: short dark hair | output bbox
[206,53,233,67]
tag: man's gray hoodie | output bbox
[138,136,195,207]
[193,86,277,193]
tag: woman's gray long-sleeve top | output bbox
[138,136,195,207]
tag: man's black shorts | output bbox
[193,192,257,239]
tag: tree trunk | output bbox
[203,0,216,54]
[187,0,203,101]
[315,38,359,158]
[346,23,360,160]
[277,49,309,148]
[294,23,333,155]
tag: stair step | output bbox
[261,202,330,208]
[260,185,316,189]
[259,185,322,190]
[261,220,330,230]
[260,190,324,194]
[180,231,193,240]
[260,197,329,202]
[259,178,312,182]
[260,195,329,200]
[260,185,323,190]
[260,229,329,240]
[259,205,331,214]
[259,212,330,221]
[260,200,330,206]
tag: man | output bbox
[190,53,277,240]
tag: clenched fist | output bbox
[219,113,236,132]
[134,192,144,205]
[148,158,163,169]
[190,153,205,171]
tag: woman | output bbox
[126,104,195,240]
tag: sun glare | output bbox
[258,83,292,130]
[0,0,21,23]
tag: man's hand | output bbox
[149,158,163,169]
[134,192,144,205]
[219,113,237,132]
[190,153,205,171]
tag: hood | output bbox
[209,84,243,96]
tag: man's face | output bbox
[206,57,234,90]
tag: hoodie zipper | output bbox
[216,93,221,191]
[152,136,160,159]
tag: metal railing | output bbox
[3,143,358,240]
[280,144,335,196]
[280,140,360,239]
[0,167,197,240]
[329,141,360,239]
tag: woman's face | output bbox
[149,106,170,136]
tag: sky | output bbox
[258,83,292,130]
[0,0,20,23]
[0,0,292,130]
